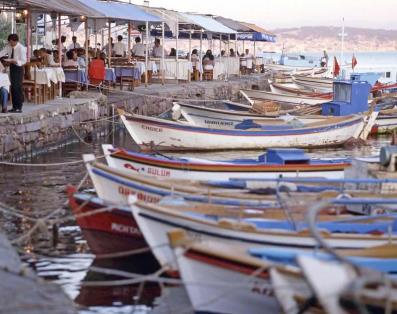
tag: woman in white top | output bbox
[0,62,10,113]
[131,37,145,58]
[202,50,215,70]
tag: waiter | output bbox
[0,34,27,113]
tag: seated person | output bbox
[202,50,215,70]
[63,50,79,67]
[151,38,165,58]
[229,48,236,57]
[169,48,176,57]
[131,37,145,58]
[39,48,59,67]
[76,48,86,69]
[113,35,126,57]
[0,62,9,113]
[191,49,199,62]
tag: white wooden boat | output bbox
[103,144,349,180]
[270,82,332,99]
[264,63,315,73]
[83,158,277,208]
[168,230,284,314]
[240,89,328,106]
[128,198,397,272]
[176,102,324,129]
[292,74,334,93]
[119,111,377,151]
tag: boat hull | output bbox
[103,145,348,180]
[68,190,146,254]
[241,89,328,105]
[174,246,280,314]
[121,113,367,151]
[131,202,397,271]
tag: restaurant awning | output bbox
[238,22,276,42]
[0,0,93,15]
[179,13,236,34]
[214,16,252,33]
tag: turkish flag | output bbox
[352,54,358,70]
[333,57,340,77]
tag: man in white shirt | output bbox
[151,38,164,58]
[131,37,145,58]
[245,49,254,72]
[68,36,81,50]
[0,34,26,112]
[0,62,10,113]
[113,35,126,57]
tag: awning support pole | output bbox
[145,20,149,87]
[161,21,165,85]
[199,31,203,81]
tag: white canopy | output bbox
[178,13,236,34]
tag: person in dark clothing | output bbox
[0,34,26,112]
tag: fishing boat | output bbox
[119,110,376,151]
[270,82,333,99]
[174,102,323,129]
[128,197,397,272]
[240,89,328,105]
[250,244,397,273]
[67,187,146,255]
[292,74,334,93]
[167,229,289,314]
[83,157,278,208]
[103,144,350,180]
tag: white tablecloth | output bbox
[161,59,193,80]
[136,61,158,74]
[213,58,240,79]
[255,57,264,66]
[31,67,66,87]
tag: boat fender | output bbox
[171,103,182,121]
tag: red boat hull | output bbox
[68,187,147,255]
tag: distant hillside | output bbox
[271,26,397,52]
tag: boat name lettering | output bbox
[204,120,234,126]
[147,167,171,177]
[111,222,142,236]
[141,125,163,132]
[251,281,274,296]
[118,186,161,203]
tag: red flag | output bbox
[352,54,358,70]
[333,57,340,77]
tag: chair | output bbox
[62,66,81,97]
[88,59,106,92]
[22,64,44,104]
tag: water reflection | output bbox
[0,127,391,313]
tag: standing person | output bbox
[0,34,26,113]
[320,50,329,67]
[113,35,126,57]
[68,36,81,50]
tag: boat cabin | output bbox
[259,148,310,165]
[322,80,371,116]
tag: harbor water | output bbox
[0,123,391,313]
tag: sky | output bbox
[144,0,397,30]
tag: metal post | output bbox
[161,20,165,85]
[175,16,179,83]
[85,19,89,90]
[199,31,203,81]
[26,10,31,62]
[226,34,230,80]
[253,40,256,73]
[219,33,222,80]
[58,13,62,97]
[145,20,149,87]
[188,30,192,82]
[108,20,111,68]
[127,22,131,61]
[94,20,97,57]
